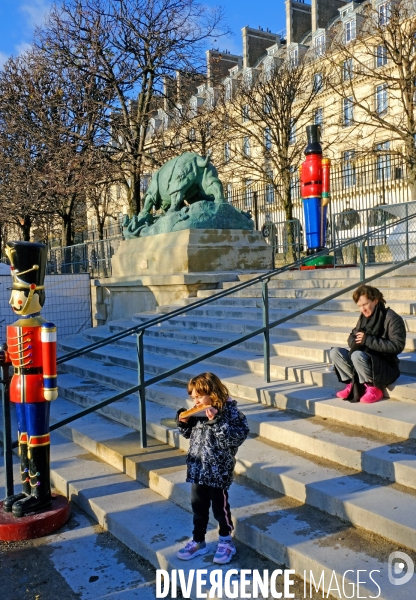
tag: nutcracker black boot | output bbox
[12,445,52,517]
[3,436,30,512]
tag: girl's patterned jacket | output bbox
[176,399,249,489]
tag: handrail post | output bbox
[359,241,366,282]
[262,280,271,383]
[1,348,14,498]
[137,331,147,449]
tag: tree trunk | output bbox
[21,215,32,242]
[61,214,73,247]
[284,185,295,263]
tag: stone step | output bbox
[197,286,416,302]
[46,407,410,599]
[58,335,416,434]
[46,429,295,600]
[51,381,416,554]
[131,307,416,334]
[221,274,416,290]
[164,295,416,315]
[55,370,416,492]
[66,324,416,380]
[103,316,416,354]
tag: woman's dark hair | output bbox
[352,284,386,305]
[187,372,229,410]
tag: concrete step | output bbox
[197,286,416,302]
[64,323,416,380]
[55,370,416,492]
[50,384,416,554]
[46,410,411,599]
[46,429,298,600]
[131,307,416,334]
[102,316,416,354]
[165,294,416,315]
[58,336,416,438]
[221,274,416,290]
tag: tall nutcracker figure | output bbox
[2,241,57,518]
[299,124,332,264]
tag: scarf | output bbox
[347,302,386,402]
[349,302,386,356]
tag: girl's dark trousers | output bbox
[191,483,234,543]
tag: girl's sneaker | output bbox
[213,539,236,564]
[177,540,208,560]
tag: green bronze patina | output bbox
[123,152,254,238]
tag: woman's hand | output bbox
[205,407,218,420]
[355,332,365,345]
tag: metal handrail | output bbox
[57,210,416,365]
[4,210,416,475]
[44,249,416,450]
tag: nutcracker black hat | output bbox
[304,125,322,156]
[5,241,47,306]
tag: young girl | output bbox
[175,372,249,564]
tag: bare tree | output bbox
[327,0,416,195]
[38,0,228,217]
[215,55,324,225]
[0,47,111,245]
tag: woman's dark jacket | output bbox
[341,307,406,389]
[176,399,249,490]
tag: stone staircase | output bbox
[50,264,416,598]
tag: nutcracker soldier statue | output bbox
[2,241,57,518]
[299,124,333,266]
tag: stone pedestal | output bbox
[111,228,272,276]
[92,229,273,324]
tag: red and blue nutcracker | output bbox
[2,241,57,517]
[299,125,331,256]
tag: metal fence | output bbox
[48,237,122,278]
[227,153,411,233]
[263,201,416,267]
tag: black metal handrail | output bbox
[57,210,416,366]
[3,209,416,491]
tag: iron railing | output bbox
[2,211,416,498]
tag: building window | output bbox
[378,2,391,25]
[189,128,196,141]
[313,72,323,93]
[376,84,388,114]
[344,20,356,43]
[265,171,274,204]
[242,104,250,122]
[376,141,391,181]
[342,150,356,188]
[226,183,233,202]
[243,136,251,157]
[290,48,298,67]
[314,107,323,130]
[264,127,272,151]
[376,46,387,67]
[224,142,231,163]
[343,96,354,126]
[244,179,253,208]
[315,35,325,57]
[264,94,272,114]
[343,58,353,81]
[289,119,296,145]
[205,121,211,138]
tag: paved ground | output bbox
[0,503,157,600]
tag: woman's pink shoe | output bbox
[360,385,384,404]
[336,382,353,399]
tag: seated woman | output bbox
[330,284,406,404]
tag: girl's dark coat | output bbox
[176,399,249,490]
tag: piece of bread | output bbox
[180,405,212,419]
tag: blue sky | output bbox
[0,0,287,67]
